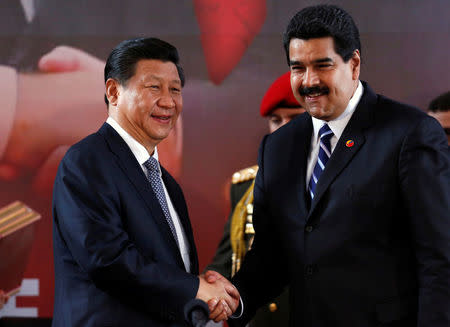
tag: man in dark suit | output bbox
[52,37,239,327]
[221,5,450,327]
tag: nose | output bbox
[158,89,176,109]
[303,68,319,88]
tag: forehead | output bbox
[132,59,180,82]
[289,36,338,61]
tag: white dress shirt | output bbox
[106,117,191,273]
[306,81,364,187]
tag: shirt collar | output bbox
[106,117,161,175]
[311,80,363,142]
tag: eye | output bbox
[291,65,305,72]
[318,63,332,69]
[270,117,281,124]
[171,87,181,93]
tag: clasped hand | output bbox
[196,270,240,322]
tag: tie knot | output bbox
[319,124,333,140]
[143,156,159,172]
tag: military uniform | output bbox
[206,166,290,327]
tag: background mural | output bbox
[0,0,449,318]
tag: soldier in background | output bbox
[427,91,450,145]
[206,71,304,327]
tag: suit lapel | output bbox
[161,167,199,274]
[98,123,185,269]
[290,114,313,218]
[308,82,376,217]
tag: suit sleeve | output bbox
[399,116,450,326]
[52,147,199,321]
[231,135,289,326]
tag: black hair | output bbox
[428,91,450,113]
[283,5,361,64]
[104,37,185,105]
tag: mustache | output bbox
[299,86,329,96]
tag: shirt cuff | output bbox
[230,296,244,319]
[0,66,18,159]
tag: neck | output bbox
[129,131,157,157]
[107,114,158,157]
[351,79,359,98]
[123,126,157,157]
[145,144,156,157]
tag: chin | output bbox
[307,108,324,119]
[151,126,172,139]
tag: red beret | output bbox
[260,71,300,116]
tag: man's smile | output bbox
[151,113,172,123]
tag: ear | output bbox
[105,78,120,107]
[350,50,361,80]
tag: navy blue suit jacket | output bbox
[232,82,450,327]
[52,123,199,326]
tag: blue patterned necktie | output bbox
[143,157,179,247]
[308,124,334,199]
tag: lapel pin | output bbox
[346,140,355,147]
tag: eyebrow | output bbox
[289,57,333,66]
[146,75,181,85]
[315,57,333,63]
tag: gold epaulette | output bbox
[231,165,258,184]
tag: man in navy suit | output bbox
[224,5,450,327]
[52,37,239,326]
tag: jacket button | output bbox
[268,302,277,312]
[305,225,313,233]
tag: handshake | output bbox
[195,270,240,322]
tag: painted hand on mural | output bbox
[38,46,105,73]
[193,0,266,84]
[0,46,106,185]
[0,46,183,193]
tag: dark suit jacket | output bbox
[52,123,199,327]
[231,82,450,327]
